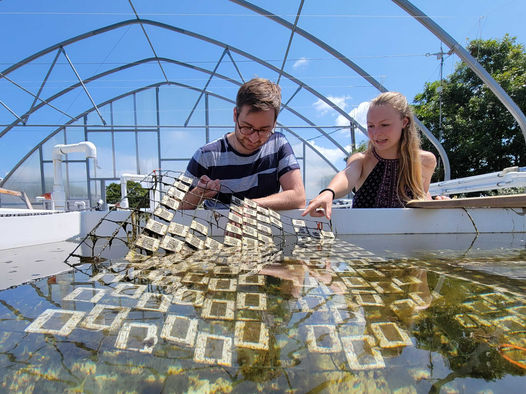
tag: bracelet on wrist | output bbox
[319,188,336,200]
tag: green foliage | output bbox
[106,181,150,209]
[413,35,526,181]
[105,183,121,205]
[344,141,368,163]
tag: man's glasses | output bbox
[236,118,274,138]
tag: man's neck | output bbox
[227,132,257,155]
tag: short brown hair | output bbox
[236,78,281,120]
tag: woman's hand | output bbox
[301,190,334,220]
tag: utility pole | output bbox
[426,44,450,173]
[426,44,448,141]
[350,121,356,153]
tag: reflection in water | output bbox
[0,237,526,392]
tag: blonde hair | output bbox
[368,92,426,202]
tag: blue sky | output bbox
[1,0,525,197]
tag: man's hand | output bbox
[195,175,220,199]
[180,175,221,209]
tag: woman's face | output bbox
[366,104,408,158]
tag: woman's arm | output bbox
[302,153,365,219]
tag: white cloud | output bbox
[292,57,309,69]
[313,95,350,116]
[293,140,351,199]
[336,100,370,131]
[293,101,372,198]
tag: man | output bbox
[181,78,305,210]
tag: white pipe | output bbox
[430,167,526,195]
[52,142,97,211]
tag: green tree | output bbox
[344,140,368,163]
[413,35,526,180]
[106,181,150,209]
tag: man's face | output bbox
[233,105,276,154]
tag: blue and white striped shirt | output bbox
[185,132,300,208]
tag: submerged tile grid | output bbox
[463,300,498,314]
[297,296,329,313]
[25,309,85,336]
[23,209,526,377]
[332,308,365,325]
[136,292,172,312]
[340,335,386,370]
[237,292,267,311]
[355,293,384,307]
[63,287,106,303]
[160,315,198,347]
[306,324,342,353]
[495,315,526,331]
[172,288,205,307]
[371,322,412,348]
[90,272,125,283]
[238,274,265,286]
[115,322,158,354]
[182,273,210,286]
[82,304,131,332]
[193,332,233,367]
[208,277,237,292]
[201,299,235,320]
[234,321,269,350]
[455,313,478,328]
[371,281,403,294]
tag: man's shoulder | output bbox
[198,136,228,154]
[261,132,292,152]
[270,131,289,144]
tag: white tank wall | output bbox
[1,207,525,251]
[0,210,82,250]
[0,209,131,250]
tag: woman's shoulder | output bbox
[419,149,437,169]
[347,151,368,164]
[345,151,370,175]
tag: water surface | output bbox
[1,235,525,393]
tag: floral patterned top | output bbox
[352,149,411,208]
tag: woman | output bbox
[303,92,438,220]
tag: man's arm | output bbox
[253,169,305,210]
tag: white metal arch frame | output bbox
[230,0,526,179]
[0,19,364,192]
[0,14,447,184]
[0,56,350,160]
[2,0,523,193]
[1,81,343,201]
[0,19,366,141]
